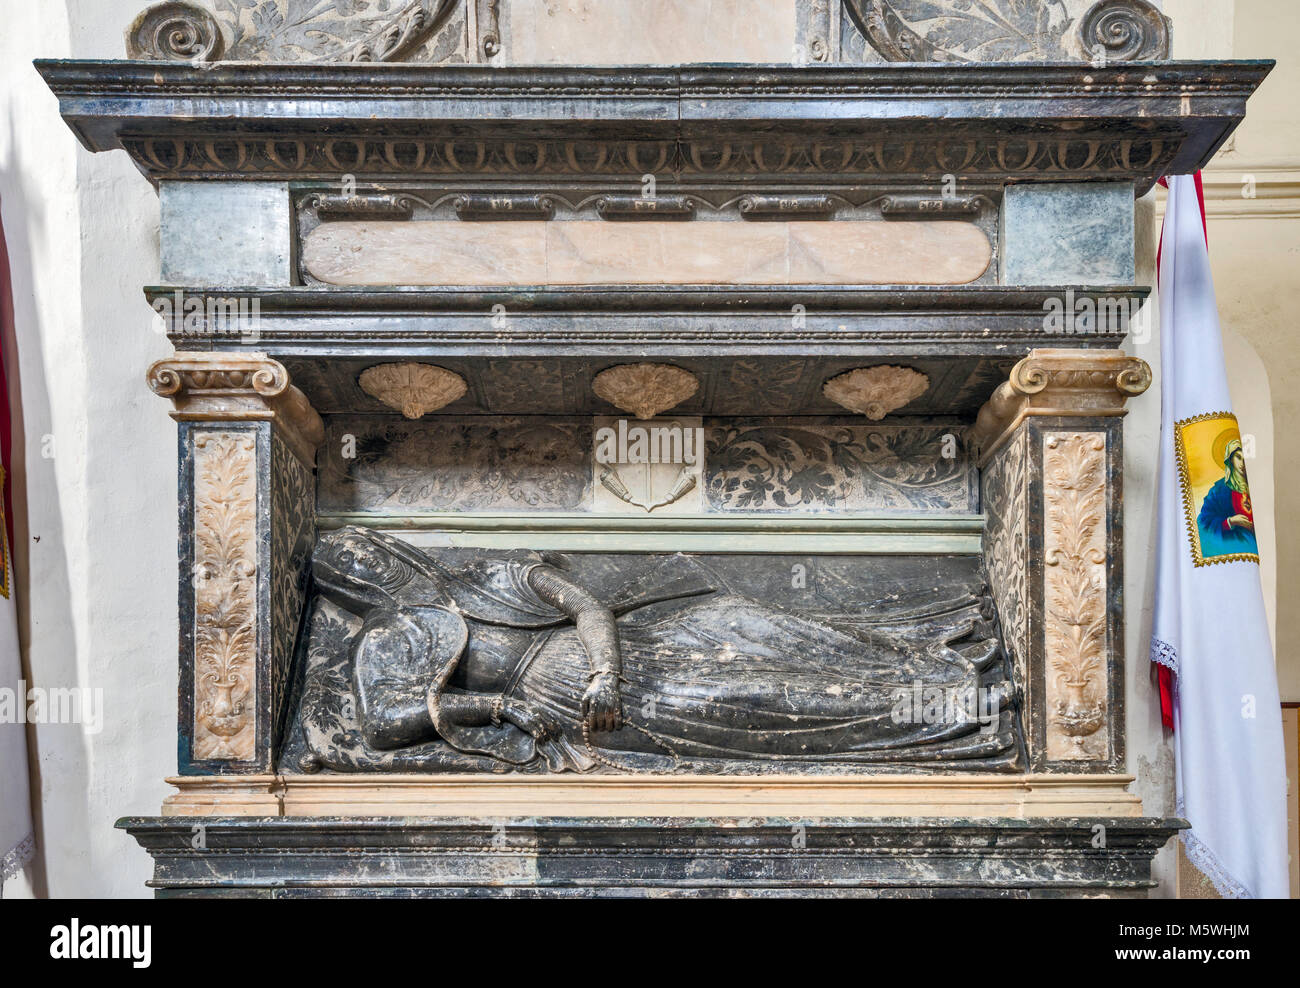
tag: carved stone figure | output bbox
[288,526,1018,773]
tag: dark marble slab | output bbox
[118,815,1185,898]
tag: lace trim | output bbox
[1174,799,1253,898]
[1,832,34,883]
[1150,637,1179,674]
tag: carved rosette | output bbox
[147,353,324,466]
[823,366,929,420]
[970,349,1151,466]
[359,363,467,419]
[592,364,699,420]
[1043,432,1109,761]
[191,432,258,761]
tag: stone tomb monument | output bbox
[39,0,1271,896]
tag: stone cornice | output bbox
[971,348,1152,466]
[147,352,324,466]
[143,286,1151,359]
[36,59,1273,191]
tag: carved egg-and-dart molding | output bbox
[823,366,929,420]
[592,363,699,420]
[359,362,467,419]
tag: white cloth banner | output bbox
[0,204,32,889]
[0,578,30,887]
[1151,174,1289,898]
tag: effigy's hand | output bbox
[500,699,550,741]
[582,672,623,733]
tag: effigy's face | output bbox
[315,529,396,587]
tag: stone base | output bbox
[118,815,1184,898]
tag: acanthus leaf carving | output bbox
[192,432,259,761]
[1043,431,1109,761]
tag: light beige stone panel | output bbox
[162,774,1147,818]
[787,220,991,283]
[504,0,798,64]
[302,219,993,286]
[303,221,549,286]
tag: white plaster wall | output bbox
[1,0,174,897]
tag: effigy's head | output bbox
[313,527,417,608]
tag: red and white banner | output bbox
[0,201,32,888]
[1151,173,1289,897]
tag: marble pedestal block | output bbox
[118,815,1184,899]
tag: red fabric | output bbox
[1154,173,1210,731]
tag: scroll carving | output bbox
[970,349,1150,466]
[1043,431,1109,761]
[126,2,225,62]
[845,0,1170,63]
[125,0,495,64]
[192,432,258,761]
[147,353,324,466]
[1079,0,1170,62]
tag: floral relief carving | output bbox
[981,429,1028,688]
[706,423,974,513]
[843,0,1169,63]
[192,432,259,761]
[359,362,467,419]
[1042,431,1109,761]
[823,366,929,420]
[592,364,699,421]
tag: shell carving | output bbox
[359,363,467,419]
[823,366,929,420]
[592,363,699,420]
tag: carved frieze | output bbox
[191,431,258,762]
[970,348,1151,466]
[148,353,325,466]
[706,422,975,513]
[126,0,497,64]
[1042,431,1109,761]
[843,0,1170,63]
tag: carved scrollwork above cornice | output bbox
[845,0,1170,63]
[125,0,497,65]
[148,353,325,466]
[970,348,1151,466]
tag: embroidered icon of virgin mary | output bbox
[1175,411,1259,566]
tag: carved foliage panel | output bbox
[706,421,976,513]
[270,433,315,742]
[981,428,1028,689]
[318,416,593,514]
[1042,430,1109,762]
[191,429,260,762]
